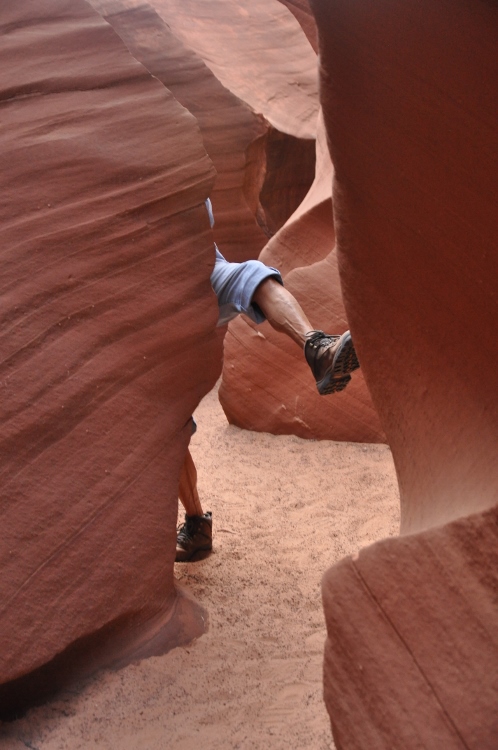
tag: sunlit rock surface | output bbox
[145,0,318,139]
[0,0,221,715]
[311,0,498,746]
[90,0,269,263]
[276,0,317,52]
[91,0,320,258]
[154,0,319,237]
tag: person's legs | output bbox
[252,277,360,394]
[176,449,213,562]
[209,213,360,395]
[251,277,312,347]
[178,448,203,517]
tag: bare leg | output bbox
[252,278,312,348]
[252,276,359,395]
[178,448,203,517]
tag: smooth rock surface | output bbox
[141,0,319,139]
[146,0,320,235]
[89,0,269,263]
[0,0,220,711]
[276,0,318,52]
[312,0,498,536]
[91,0,320,252]
[322,505,498,750]
[311,0,498,746]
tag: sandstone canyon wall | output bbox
[88,0,269,264]
[90,0,321,262]
[0,0,222,717]
[310,0,498,746]
[1,0,348,716]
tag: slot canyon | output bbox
[1,0,496,748]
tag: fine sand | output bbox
[1,383,400,750]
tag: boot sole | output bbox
[316,334,360,395]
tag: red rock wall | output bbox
[145,0,319,139]
[89,0,269,263]
[140,0,321,241]
[0,0,221,712]
[90,0,321,261]
[322,506,498,750]
[310,0,498,746]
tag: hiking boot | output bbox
[304,330,360,395]
[175,511,213,562]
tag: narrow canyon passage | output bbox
[3,384,399,750]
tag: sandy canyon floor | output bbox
[1,384,400,750]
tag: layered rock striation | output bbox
[89,0,269,263]
[91,0,320,260]
[310,0,498,746]
[0,0,221,716]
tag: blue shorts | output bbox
[211,247,283,327]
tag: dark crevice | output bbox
[256,127,316,238]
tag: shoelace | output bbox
[305,331,340,358]
[177,517,195,542]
